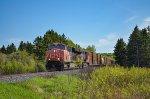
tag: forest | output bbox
[114,26,150,68]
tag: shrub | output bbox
[78,66,150,98]
[0,53,7,65]
[0,51,46,74]
[36,62,46,72]
[75,56,83,67]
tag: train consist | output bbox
[46,43,115,71]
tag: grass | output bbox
[0,75,81,99]
[0,66,150,99]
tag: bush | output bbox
[36,62,46,72]
[78,66,150,99]
[0,51,46,74]
[75,56,83,67]
[0,53,7,65]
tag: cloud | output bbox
[144,17,150,22]
[95,33,119,52]
[95,39,111,47]
[125,16,137,23]
[76,33,119,53]
[139,17,150,29]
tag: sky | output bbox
[0,0,150,53]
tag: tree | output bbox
[26,41,34,54]
[140,28,150,67]
[33,36,44,60]
[6,43,16,54]
[86,45,96,52]
[66,39,76,48]
[1,45,6,54]
[61,33,67,44]
[127,26,142,67]
[18,41,26,51]
[114,38,127,66]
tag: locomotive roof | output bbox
[48,43,96,53]
[48,43,66,46]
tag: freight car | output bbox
[46,43,115,71]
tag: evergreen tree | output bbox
[1,45,6,54]
[140,28,150,67]
[18,41,26,51]
[34,36,44,60]
[42,30,53,51]
[127,26,141,67]
[127,26,150,67]
[6,43,16,54]
[114,38,127,66]
[26,41,34,54]
[61,33,67,44]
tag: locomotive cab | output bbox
[46,43,70,71]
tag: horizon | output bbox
[0,0,150,53]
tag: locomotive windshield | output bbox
[48,44,65,50]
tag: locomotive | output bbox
[46,43,115,71]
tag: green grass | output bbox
[0,66,150,99]
[0,75,81,99]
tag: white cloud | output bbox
[139,17,150,29]
[76,33,119,53]
[95,39,111,47]
[144,17,150,22]
[95,33,118,53]
[125,16,137,23]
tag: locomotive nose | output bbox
[47,49,63,61]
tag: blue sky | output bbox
[0,0,150,53]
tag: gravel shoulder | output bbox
[0,69,82,83]
[0,66,99,83]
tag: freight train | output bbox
[46,43,115,71]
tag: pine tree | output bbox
[26,41,34,54]
[18,41,26,51]
[140,28,150,67]
[127,26,141,67]
[61,33,67,44]
[6,43,16,54]
[34,36,44,60]
[1,45,6,54]
[114,38,127,66]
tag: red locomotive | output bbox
[46,43,115,71]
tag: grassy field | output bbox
[0,66,150,99]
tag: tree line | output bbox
[114,26,150,68]
[0,29,96,60]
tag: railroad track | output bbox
[0,66,100,83]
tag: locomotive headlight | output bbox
[54,50,56,52]
[58,58,60,60]
[48,59,50,60]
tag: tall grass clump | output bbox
[78,66,150,99]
